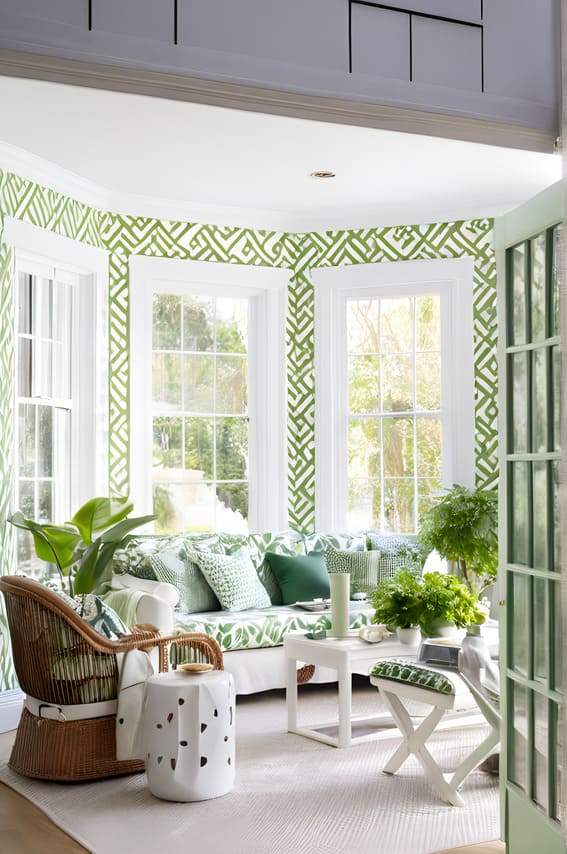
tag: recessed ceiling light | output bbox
[310,170,336,179]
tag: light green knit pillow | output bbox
[324,544,383,595]
[371,659,455,695]
[189,548,271,612]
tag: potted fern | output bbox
[371,568,486,643]
[9,496,154,597]
[417,484,498,600]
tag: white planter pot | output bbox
[396,626,421,646]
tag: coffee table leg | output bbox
[286,655,298,733]
[337,663,352,748]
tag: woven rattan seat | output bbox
[0,575,224,782]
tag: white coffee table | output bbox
[284,631,418,748]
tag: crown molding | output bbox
[0,48,556,154]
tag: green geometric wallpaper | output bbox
[0,168,497,691]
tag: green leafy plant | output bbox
[9,496,155,597]
[371,569,423,630]
[371,568,486,636]
[418,572,486,636]
[417,484,498,598]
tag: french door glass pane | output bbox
[510,352,529,453]
[511,572,529,676]
[531,234,547,342]
[533,578,547,683]
[510,462,530,565]
[532,462,549,570]
[510,681,528,791]
[511,243,527,345]
[552,346,561,451]
[533,693,549,812]
[532,348,548,453]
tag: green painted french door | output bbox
[495,182,564,853]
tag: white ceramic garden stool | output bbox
[143,669,235,802]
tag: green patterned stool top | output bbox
[370,659,455,695]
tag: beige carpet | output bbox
[0,683,499,854]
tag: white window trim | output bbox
[129,256,289,531]
[4,217,109,507]
[312,256,475,531]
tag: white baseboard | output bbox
[0,689,24,733]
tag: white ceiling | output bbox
[0,76,561,231]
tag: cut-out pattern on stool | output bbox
[143,671,235,802]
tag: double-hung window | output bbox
[6,219,108,576]
[130,257,288,533]
[313,258,475,533]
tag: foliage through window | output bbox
[151,293,249,533]
[347,294,443,533]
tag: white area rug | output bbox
[0,682,498,854]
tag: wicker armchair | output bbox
[0,575,224,782]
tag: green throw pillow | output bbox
[149,548,220,614]
[264,551,330,605]
[189,548,271,612]
[371,659,455,695]
[324,544,384,596]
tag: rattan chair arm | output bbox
[0,576,223,669]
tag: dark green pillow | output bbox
[264,551,330,605]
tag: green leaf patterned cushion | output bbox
[218,531,305,605]
[189,548,271,612]
[324,544,384,595]
[264,551,330,605]
[149,548,219,614]
[371,659,455,695]
[58,591,129,639]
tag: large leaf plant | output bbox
[9,496,155,597]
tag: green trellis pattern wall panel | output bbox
[0,169,497,691]
[101,215,296,493]
[289,220,498,530]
